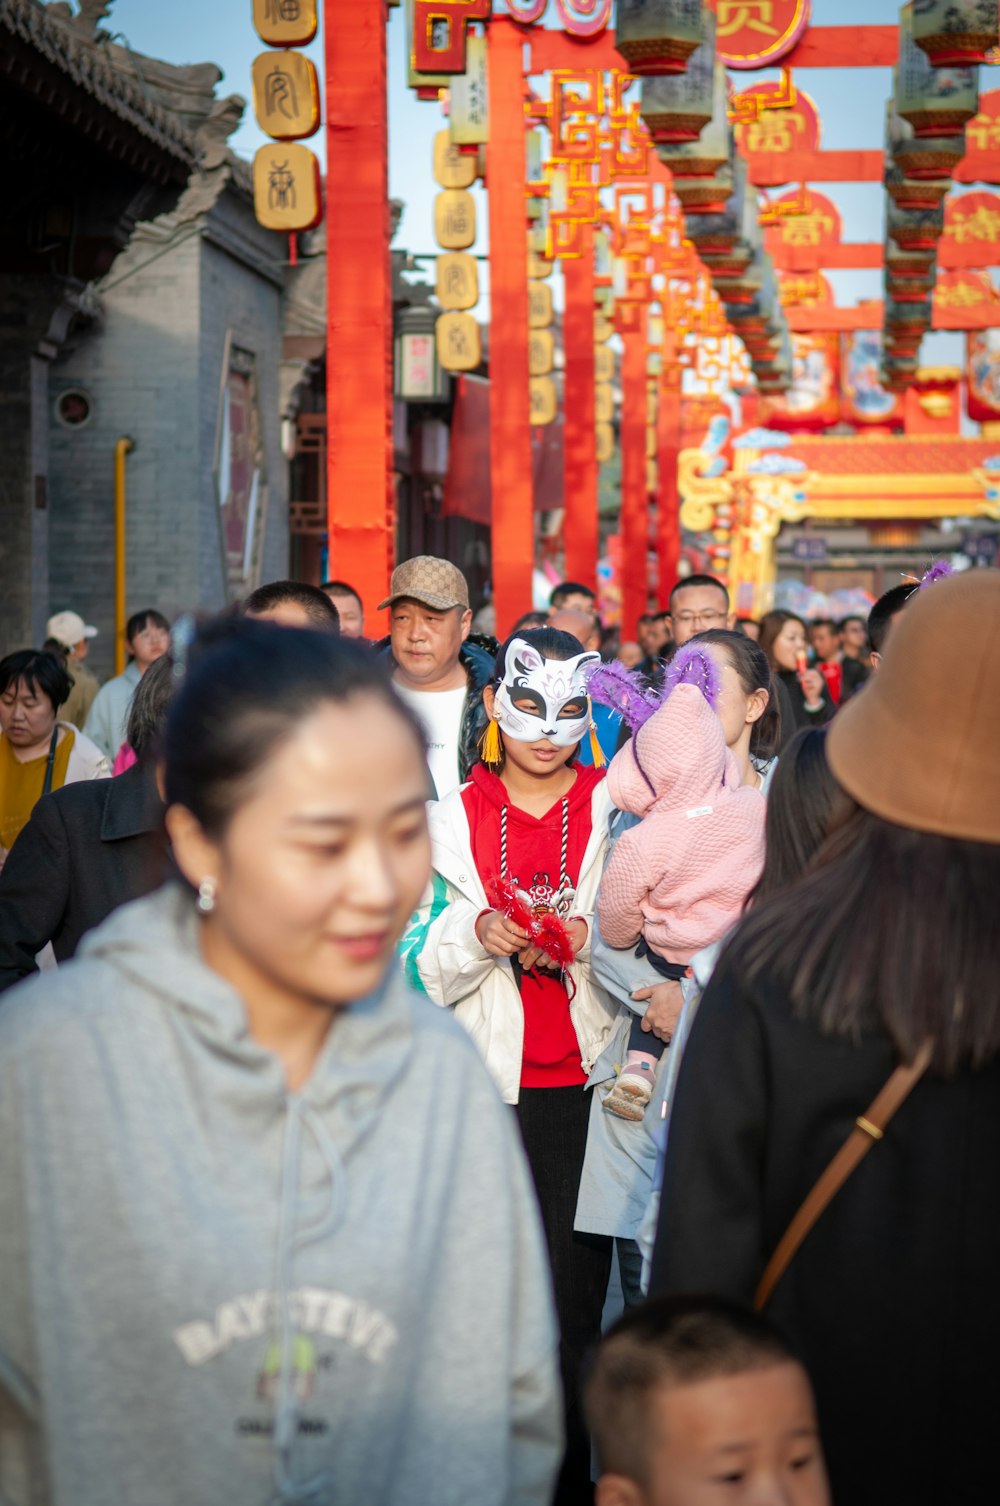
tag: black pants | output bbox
[516,1085,612,1506]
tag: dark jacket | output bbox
[0,761,169,992]
[379,635,497,789]
[776,667,835,734]
[650,948,1000,1506]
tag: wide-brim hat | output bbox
[377,555,470,613]
[827,570,1000,843]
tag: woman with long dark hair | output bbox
[759,609,835,731]
[0,622,560,1506]
[651,572,1000,1505]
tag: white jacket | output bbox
[401,780,620,1104]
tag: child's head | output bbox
[481,627,600,778]
[585,1296,830,1506]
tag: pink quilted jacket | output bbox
[597,683,766,964]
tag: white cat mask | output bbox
[492,638,601,748]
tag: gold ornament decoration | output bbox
[436,253,479,310]
[434,190,477,249]
[252,142,322,231]
[252,0,318,48]
[433,129,477,189]
[529,376,558,426]
[529,329,555,376]
[252,50,320,141]
[436,311,482,371]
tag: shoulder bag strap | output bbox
[755,1040,933,1311]
[40,728,60,799]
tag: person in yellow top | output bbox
[0,650,110,871]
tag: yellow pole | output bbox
[114,437,134,675]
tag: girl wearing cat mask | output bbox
[401,627,619,1505]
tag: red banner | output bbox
[562,227,598,590]
[325,0,393,624]
[486,18,535,635]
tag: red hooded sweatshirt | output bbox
[462,762,605,1088]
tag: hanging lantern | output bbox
[885,242,937,282]
[912,0,998,67]
[616,0,705,76]
[896,6,978,138]
[675,162,734,213]
[887,199,945,254]
[655,62,730,177]
[886,263,936,303]
[639,8,716,143]
[885,163,951,211]
[684,152,748,255]
[886,294,934,332]
[887,99,965,185]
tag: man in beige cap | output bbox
[45,611,100,730]
[379,556,495,799]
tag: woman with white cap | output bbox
[649,570,1000,1506]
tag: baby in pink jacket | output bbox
[594,645,766,1119]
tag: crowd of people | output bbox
[0,555,996,1506]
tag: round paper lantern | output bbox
[616,0,705,76]
[912,0,998,67]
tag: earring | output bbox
[479,717,503,771]
[196,878,216,915]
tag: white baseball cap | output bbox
[46,610,98,648]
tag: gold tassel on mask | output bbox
[480,716,503,770]
[588,703,607,769]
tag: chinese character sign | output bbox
[252,0,318,48]
[252,142,322,231]
[251,50,320,141]
[715,0,811,70]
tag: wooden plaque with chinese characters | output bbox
[252,0,318,48]
[436,312,481,371]
[436,253,479,310]
[433,130,477,189]
[596,422,616,463]
[434,190,477,249]
[528,329,554,376]
[528,282,554,329]
[595,385,615,423]
[253,143,322,231]
[450,33,489,146]
[529,377,557,426]
[252,52,320,141]
[595,346,615,382]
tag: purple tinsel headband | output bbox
[587,643,722,733]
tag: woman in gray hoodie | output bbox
[0,622,561,1506]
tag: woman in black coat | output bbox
[650,572,1000,1506]
[759,610,835,734]
[0,658,173,991]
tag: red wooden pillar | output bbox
[562,226,598,591]
[620,331,648,640]
[324,0,393,629]
[486,17,535,636]
[656,379,682,608]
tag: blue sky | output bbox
[109,0,963,363]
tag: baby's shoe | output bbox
[603,1062,654,1122]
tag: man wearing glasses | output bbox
[668,573,734,648]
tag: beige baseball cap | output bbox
[378,556,470,612]
[46,610,98,648]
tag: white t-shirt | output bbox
[394,682,468,800]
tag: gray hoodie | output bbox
[0,886,561,1506]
